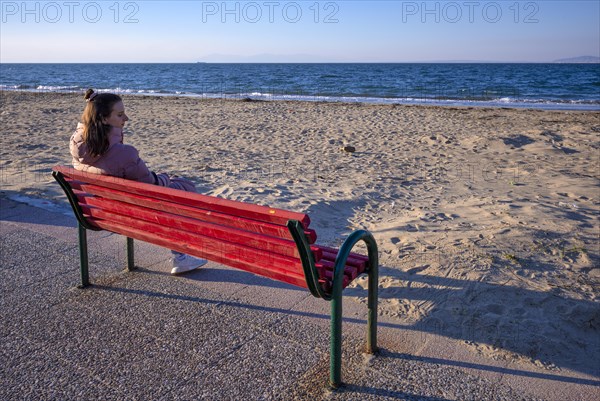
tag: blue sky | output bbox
[1,1,599,62]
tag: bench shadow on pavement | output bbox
[96,267,600,387]
[141,266,306,291]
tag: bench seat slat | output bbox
[315,265,351,289]
[319,249,367,273]
[90,218,309,288]
[71,183,317,244]
[56,166,311,228]
[318,259,359,281]
[317,245,369,264]
[317,260,357,287]
[79,199,323,261]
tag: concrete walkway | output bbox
[1,196,598,400]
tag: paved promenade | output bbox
[1,196,598,400]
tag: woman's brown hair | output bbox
[81,89,122,156]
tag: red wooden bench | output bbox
[52,165,379,388]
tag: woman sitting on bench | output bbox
[70,88,207,275]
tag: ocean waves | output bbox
[1,63,599,110]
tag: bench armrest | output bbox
[52,170,101,231]
[287,220,328,299]
[287,220,379,301]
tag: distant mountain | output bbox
[198,55,600,63]
[553,56,600,64]
[198,53,337,63]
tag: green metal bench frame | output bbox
[53,167,379,388]
[287,220,379,387]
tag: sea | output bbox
[1,63,599,110]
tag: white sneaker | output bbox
[171,254,208,275]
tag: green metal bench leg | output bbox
[331,268,379,388]
[367,262,379,354]
[288,220,379,389]
[77,223,90,288]
[330,290,343,389]
[329,229,379,389]
[126,237,136,271]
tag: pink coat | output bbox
[70,123,196,192]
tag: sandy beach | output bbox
[1,91,598,381]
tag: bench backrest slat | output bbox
[55,166,311,228]
[71,181,317,244]
[80,205,305,267]
[79,200,323,261]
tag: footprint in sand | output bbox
[209,184,234,198]
[256,187,283,197]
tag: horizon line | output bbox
[2,60,599,64]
